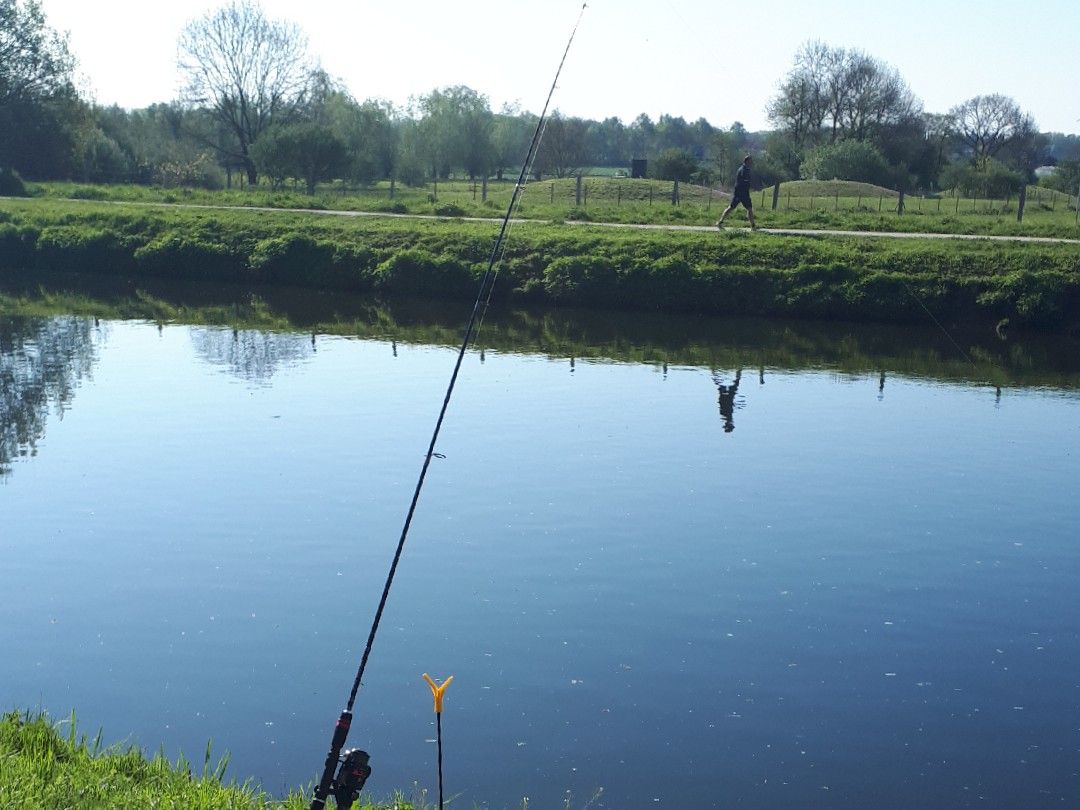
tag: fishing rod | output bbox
[309,6,588,808]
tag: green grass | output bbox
[0,710,417,809]
[21,177,1080,238]
[2,197,1078,328]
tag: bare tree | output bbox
[178,0,311,184]
[949,94,1031,169]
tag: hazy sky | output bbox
[37,0,1080,134]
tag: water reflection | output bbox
[188,327,315,382]
[711,368,743,433]
[0,317,99,477]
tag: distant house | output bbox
[1034,165,1058,179]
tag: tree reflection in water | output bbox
[188,326,315,383]
[0,317,100,477]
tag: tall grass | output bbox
[0,710,424,809]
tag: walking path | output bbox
[13,197,1080,246]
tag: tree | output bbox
[0,0,73,105]
[178,0,312,184]
[948,94,1032,169]
[0,0,79,177]
[535,112,588,178]
[251,122,346,194]
[650,148,698,182]
[800,140,892,186]
[768,41,920,150]
[492,104,537,180]
[412,85,493,181]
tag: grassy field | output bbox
[20,177,1080,238]
[2,197,1078,328]
[0,711,417,809]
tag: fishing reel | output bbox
[331,748,371,809]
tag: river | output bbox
[2,278,1079,808]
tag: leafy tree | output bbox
[251,122,346,193]
[800,139,892,186]
[0,0,81,178]
[491,104,537,179]
[535,112,588,178]
[941,157,1025,197]
[0,0,73,105]
[178,0,312,184]
[769,41,920,150]
[411,85,492,181]
[649,148,699,182]
[1039,160,1080,195]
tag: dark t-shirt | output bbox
[734,163,752,192]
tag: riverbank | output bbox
[0,711,411,809]
[2,198,1079,329]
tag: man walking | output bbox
[717,155,757,230]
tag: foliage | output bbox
[177,0,313,184]
[0,710,414,809]
[0,167,28,196]
[649,148,699,182]
[251,122,348,194]
[801,140,892,187]
[948,94,1035,169]
[2,198,1078,328]
[1039,160,1080,195]
[941,158,1025,197]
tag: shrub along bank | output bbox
[1,199,1078,328]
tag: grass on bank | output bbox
[0,710,418,809]
[21,177,1080,238]
[1,197,1079,329]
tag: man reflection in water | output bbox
[712,368,742,433]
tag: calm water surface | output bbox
[2,298,1080,808]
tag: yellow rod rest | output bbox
[422,673,454,714]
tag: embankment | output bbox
[2,199,1078,328]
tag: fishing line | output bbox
[309,5,588,807]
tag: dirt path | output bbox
[17,197,1080,245]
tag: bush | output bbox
[941,159,1025,198]
[433,202,466,218]
[133,233,244,280]
[249,233,375,288]
[801,141,892,188]
[35,226,133,273]
[0,167,28,197]
[374,249,476,298]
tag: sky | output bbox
[36,0,1080,134]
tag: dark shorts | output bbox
[730,188,753,209]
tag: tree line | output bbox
[2,0,1079,198]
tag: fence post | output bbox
[575,174,582,207]
[672,180,679,206]
[834,191,839,211]
[1016,185,1026,222]
[649,187,653,205]
[551,182,555,203]
[617,185,622,206]
[482,176,487,203]
[857,193,862,209]
[1075,181,1080,225]
[772,182,780,211]
[810,194,815,210]
[955,195,960,214]
[897,189,905,215]
[786,190,791,209]
[878,193,883,212]
[584,182,588,208]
